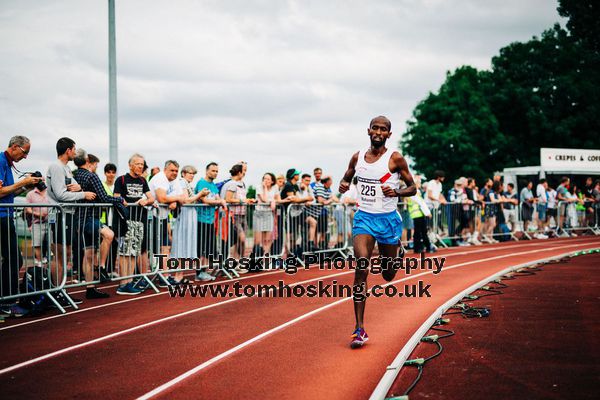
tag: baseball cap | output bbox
[286,168,301,180]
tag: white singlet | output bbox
[354,148,401,214]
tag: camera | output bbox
[30,171,46,191]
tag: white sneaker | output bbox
[570,232,578,237]
[195,271,216,282]
[470,237,482,245]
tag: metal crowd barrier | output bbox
[153,202,352,278]
[150,203,289,281]
[59,203,160,294]
[421,200,537,247]
[9,196,594,315]
[0,203,72,313]
[285,203,350,266]
[556,200,598,236]
[424,202,484,245]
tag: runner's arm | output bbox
[384,152,416,198]
[339,152,358,194]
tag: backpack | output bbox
[19,266,53,314]
[497,223,511,242]
[215,178,231,193]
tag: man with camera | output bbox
[0,135,43,317]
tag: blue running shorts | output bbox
[352,210,403,245]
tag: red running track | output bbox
[388,251,600,400]
[0,236,598,399]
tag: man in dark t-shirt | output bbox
[281,168,300,201]
[113,154,155,295]
[583,177,595,226]
[281,168,306,257]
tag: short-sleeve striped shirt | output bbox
[314,183,331,201]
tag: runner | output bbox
[339,115,416,349]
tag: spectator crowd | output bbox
[1,135,599,318]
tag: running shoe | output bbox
[167,276,180,286]
[155,275,171,287]
[116,282,143,296]
[0,304,30,318]
[350,327,369,349]
[132,277,150,291]
[468,236,481,245]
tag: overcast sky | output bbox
[0,0,565,188]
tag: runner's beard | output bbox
[370,138,386,149]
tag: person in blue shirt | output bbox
[309,167,322,191]
[194,162,227,281]
[0,135,42,317]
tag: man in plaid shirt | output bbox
[73,150,126,299]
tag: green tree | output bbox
[401,66,506,184]
[558,0,600,52]
[488,24,600,167]
[402,18,599,182]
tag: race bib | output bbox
[358,178,383,209]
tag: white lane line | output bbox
[5,237,590,332]
[0,270,353,376]
[1,240,593,380]
[367,244,600,400]
[135,241,593,399]
[0,269,292,332]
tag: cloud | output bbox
[0,0,564,185]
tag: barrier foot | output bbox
[61,290,80,310]
[435,234,448,248]
[153,272,170,289]
[45,292,66,314]
[294,256,306,269]
[142,275,160,293]
[219,268,235,280]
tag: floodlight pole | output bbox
[108,0,118,165]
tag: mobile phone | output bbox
[65,178,72,185]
